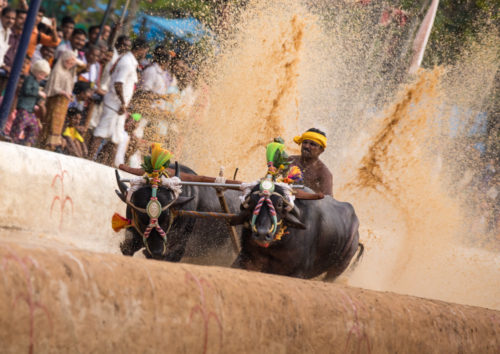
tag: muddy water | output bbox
[180,0,499,309]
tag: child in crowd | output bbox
[62,107,87,157]
[69,81,92,117]
[9,59,51,146]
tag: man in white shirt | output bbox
[0,7,15,69]
[140,45,173,95]
[89,38,149,166]
[78,45,101,87]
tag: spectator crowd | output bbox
[0,0,199,167]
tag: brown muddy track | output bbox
[1,240,499,354]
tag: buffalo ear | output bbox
[172,195,195,206]
[284,213,306,229]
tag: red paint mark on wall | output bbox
[50,160,73,229]
[185,271,223,354]
[339,291,371,354]
[1,249,53,354]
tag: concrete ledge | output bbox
[0,142,129,253]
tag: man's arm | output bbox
[319,166,333,197]
[19,0,29,10]
[39,28,60,48]
[114,82,126,115]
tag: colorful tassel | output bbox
[112,213,132,232]
[286,165,303,183]
[150,143,172,171]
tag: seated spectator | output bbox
[62,107,87,157]
[9,60,51,146]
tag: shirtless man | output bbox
[289,128,333,196]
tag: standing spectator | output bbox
[9,59,51,146]
[78,45,101,86]
[59,16,75,47]
[43,50,79,150]
[55,28,86,62]
[32,45,55,66]
[89,38,149,166]
[111,35,131,64]
[87,25,100,45]
[0,7,15,69]
[87,46,113,133]
[3,9,27,73]
[101,24,111,42]
[140,45,173,95]
[26,8,59,62]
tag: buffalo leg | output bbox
[120,230,143,256]
[231,253,245,269]
[231,253,262,271]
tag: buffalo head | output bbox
[115,169,194,259]
[231,178,306,248]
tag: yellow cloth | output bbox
[63,127,84,143]
[293,131,327,148]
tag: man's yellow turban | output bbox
[293,131,327,149]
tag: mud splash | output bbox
[181,1,310,179]
[180,0,499,309]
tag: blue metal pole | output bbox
[0,0,42,130]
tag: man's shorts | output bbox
[93,105,127,144]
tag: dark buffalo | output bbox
[231,182,363,280]
[115,164,241,262]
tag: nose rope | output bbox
[251,193,278,236]
[141,176,175,256]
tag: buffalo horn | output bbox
[283,212,307,229]
[290,205,301,218]
[115,190,127,203]
[172,195,195,207]
[175,161,180,178]
[115,170,128,195]
[228,210,251,226]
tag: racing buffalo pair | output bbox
[115,165,363,280]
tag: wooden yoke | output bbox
[215,167,240,254]
[118,164,243,185]
[118,164,324,200]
